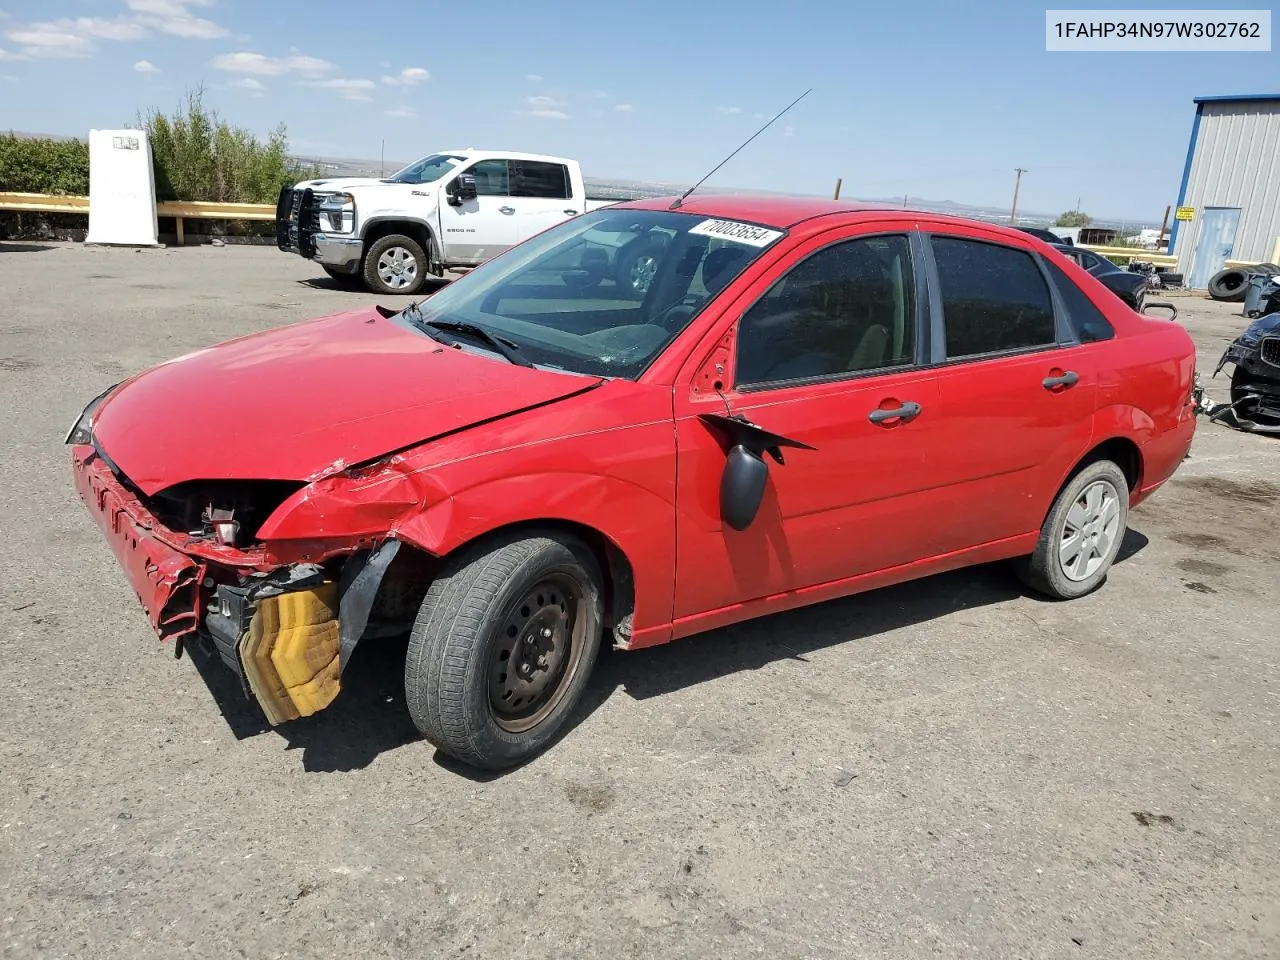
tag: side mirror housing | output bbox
[449,173,477,205]
[720,444,768,531]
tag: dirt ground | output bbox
[1,241,1277,960]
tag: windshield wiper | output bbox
[401,302,534,368]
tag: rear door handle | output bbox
[1042,370,1079,390]
[498,205,516,215]
[868,401,922,424]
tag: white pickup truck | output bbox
[275,149,619,294]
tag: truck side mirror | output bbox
[720,444,768,531]
[449,174,478,205]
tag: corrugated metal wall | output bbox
[1175,100,1280,281]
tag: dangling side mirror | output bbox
[720,444,769,531]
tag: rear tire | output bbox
[405,532,604,770]
[363,234,427,296]
[1015,460,1129,600]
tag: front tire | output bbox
[405,532,604,770]
[1016,460,1129,600]
[363,234,427,295]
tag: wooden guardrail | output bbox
[0,191,274,245]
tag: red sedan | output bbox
[67,196,1198,769]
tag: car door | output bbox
[437,158,522,263]
[672,227,944,623]
[918,228,1104,555]
[509,160,581,238]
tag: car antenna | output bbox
[670,87,812,211]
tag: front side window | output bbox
[467,159,511,196]
[736,235,916,388]
[385,153,465,184]
[512,161,570,199]
[932,236,1056,358]
[398,209,785,379]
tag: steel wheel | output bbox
[377,245,419,290]
[1058,479,1121,582]
[626,253,658,294]
[488,574,586,733]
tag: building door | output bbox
[1188,207,1241,289]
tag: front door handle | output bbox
[868,401,922,424]
[1042,370,1079,390]
[563,208,578,216]
[498,205,516,215]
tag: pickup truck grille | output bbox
[1261,336,1280,368]
[274,186,319,257]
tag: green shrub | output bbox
[0,134,90,194]
[141,86,316,203]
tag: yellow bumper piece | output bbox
[237,583,342,724]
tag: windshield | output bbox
[405,208,786,379]
[385,153,465,185]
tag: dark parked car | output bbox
[1051,243,1149,312]
[1212,313,1280,431]
[1019,226,1073,246]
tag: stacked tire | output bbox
[1208,263,1280,301]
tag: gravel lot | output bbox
[1,241,1278,960]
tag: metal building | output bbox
[1170,94,1280,289]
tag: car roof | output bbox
[613,193,1047,241]
[436,148,576,164]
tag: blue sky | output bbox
[1,0,1277,220]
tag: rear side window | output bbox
[1043,260,1115,342]
[932,236,1056,358]
[511,161,570,199]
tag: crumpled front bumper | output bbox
[71,445,348,723]
[72,444,205,641]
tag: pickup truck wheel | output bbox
[615,243,661,296]
[364,234,427,295]
[405,532,604,770]
[1015,460,1128,600]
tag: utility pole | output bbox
[380,139,385,176]
[1009,167,1027,224]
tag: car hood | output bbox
[92,307,601,495]
[293,177,415,193]
[1239,312,1280,344]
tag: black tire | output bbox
[1207,268,1249,302]
[362,233,427,296]
[614,239,664,296]
[322,266,362,288]
[1015,460,1129,600]
[405,532,604,770]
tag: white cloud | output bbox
[1,74,16,81]
[525,73,543,81]
[783,125,794,137]
[716,106,742,115]
[0,47,22,61]
[522,94,568,119]
[125,0,227,38]
[1,2,224,59]
[230,77,263,90]
[385,105,417,118]
[588,90,608,99]
[380,66,429,86]
[305,77,377,100]
[212,51,334,75]
[614,103,633,112]
[133,58,158,73]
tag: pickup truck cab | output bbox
[70,196,1199,771]
[276,149,618,294]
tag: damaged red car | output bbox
[68,197,1198,769]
